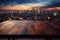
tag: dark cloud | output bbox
[0,0,39,6]
[0,0,60,7]
[0,0,38,4]
[41,0,60,8]
[0,0,53,6]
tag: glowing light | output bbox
[48,16,50,20]
[54,12,57,16]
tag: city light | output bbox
[53,12,57,16]
[47,16,50,20]
[0,7,60,21]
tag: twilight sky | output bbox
[0,0,60,10]
[0,0,53,7]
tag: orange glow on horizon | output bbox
[45,7,60,11]
[0,6,33,10]
[0,6,60,11]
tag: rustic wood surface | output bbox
[0,20,60,35]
